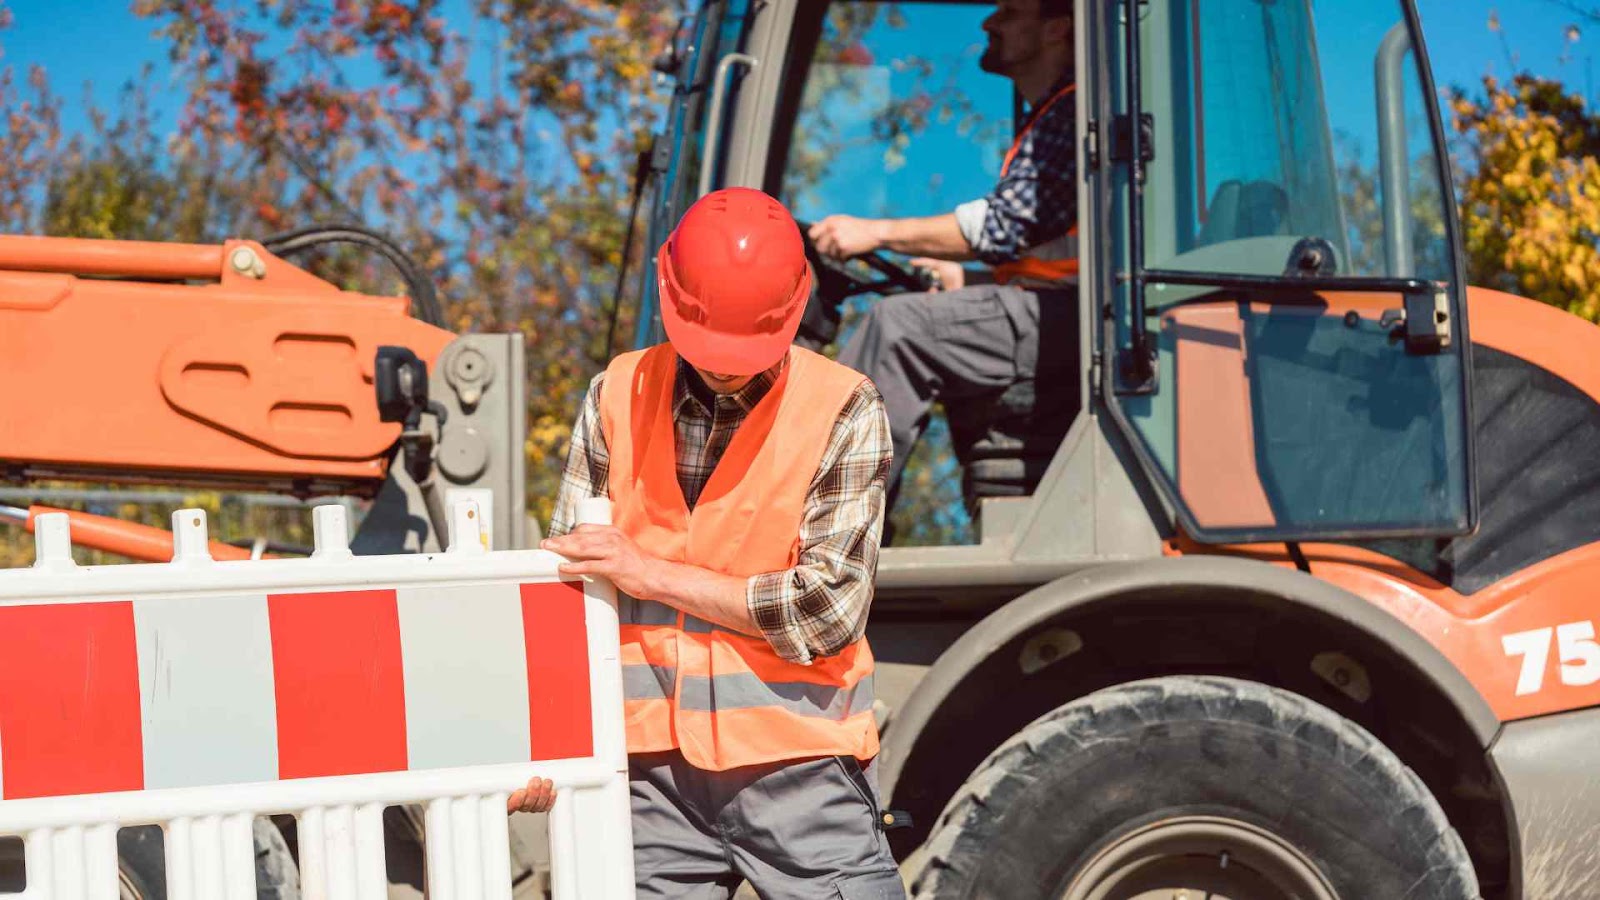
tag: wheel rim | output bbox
[1059,815,1340,900]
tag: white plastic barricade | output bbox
[0,497,633,900]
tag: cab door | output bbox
[1093,0,1476,543]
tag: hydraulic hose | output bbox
[261,224,445,327]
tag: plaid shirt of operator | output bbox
[549,355,892,665]
[956,70,1079,265]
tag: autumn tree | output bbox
[1451,74,1600,322]
[131,0,679,522]
[0,1,677,535]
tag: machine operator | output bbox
[809,0,1078,510]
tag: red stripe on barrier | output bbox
[0,601,143,799]
[520,582,593,760]
[269,589,408,778]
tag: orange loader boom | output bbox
[0,234,456,495]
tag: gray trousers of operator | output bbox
[630,749,906,899]
[835,283,1076,502]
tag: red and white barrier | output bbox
[0,498,632,899]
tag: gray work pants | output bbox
[629,749,906,900]
[835,284,1076,501]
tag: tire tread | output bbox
[909,676,1477,900]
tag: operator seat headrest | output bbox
[1199,179,1289,245]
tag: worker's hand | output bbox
[541,525,661,598]
[910,258,965,292]
[508,776,555,815]
[809,215,886,260]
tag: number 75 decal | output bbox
[1502,622,1600,696]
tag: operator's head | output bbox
[981,0,1074,82]
[655,187,812,389]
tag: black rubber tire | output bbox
[911,676,1479,900]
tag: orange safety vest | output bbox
[993,82,1080,287]
[598,343,880,771]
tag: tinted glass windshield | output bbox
[1139,0,1452,282]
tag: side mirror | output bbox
[653,15,692,75]
[375,346,429,424]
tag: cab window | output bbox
[771,2,1010,228]
[766,1,1017,544]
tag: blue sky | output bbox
[0,0,1589,236]
[1417,0,1599,93]
[0,0,495,138]
[1,0,1590,138]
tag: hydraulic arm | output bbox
[0,235,455,495]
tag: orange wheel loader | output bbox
[624,0,1600,897]
[7,0,1600,897]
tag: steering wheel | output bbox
[795,220,937,299]
[792,220,939,351]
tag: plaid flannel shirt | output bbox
[548,355,891,665]
[956,71,1079,265]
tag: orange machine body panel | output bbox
[1173,286,1600,724]
[1168,301,1277,530]
[1167,289,1436,534]
[0,236,455,493]
[1171,537,1600,723]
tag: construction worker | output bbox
[809,0,1077,510]
[511,187,904,899]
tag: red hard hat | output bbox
[656,188,812,376]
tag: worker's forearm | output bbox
[643,558,761,637]
[876,213,975,260]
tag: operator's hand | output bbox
[910,258,966,292]
[809,215,885,260]
[508,776,555,815]
[541,525,661,598]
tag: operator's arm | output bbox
[810,212,974,261]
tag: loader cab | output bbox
[637,0,1474,560]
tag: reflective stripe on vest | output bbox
[599,344,880,771]
[679,672,874,718]
[993,82,1079,287]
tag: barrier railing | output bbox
[0,497,632,900]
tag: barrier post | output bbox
[551,497,634,900]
